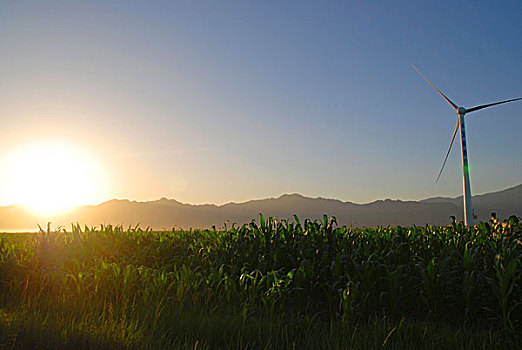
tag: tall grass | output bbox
[0,214,520,349]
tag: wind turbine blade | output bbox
[412,64,459,111]
[436,117,460,183]
[465,97,522,114]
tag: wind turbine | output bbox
[413,65,522,225]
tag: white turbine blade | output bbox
[436,117,460,183]
[412,64,459,112]
[466,97,522,114]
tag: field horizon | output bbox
[1,183,521,232]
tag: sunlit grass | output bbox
[0,215,520,349]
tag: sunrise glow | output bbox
[0,141,106,217]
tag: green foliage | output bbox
[0,215,521,349]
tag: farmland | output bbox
[0,215,521,349]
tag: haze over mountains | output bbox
[1,184,521,231]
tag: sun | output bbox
[1,141,106,217]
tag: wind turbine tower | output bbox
[413,65,522,225]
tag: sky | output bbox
[1,0,521,209]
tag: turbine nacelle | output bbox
[457,107,467,115]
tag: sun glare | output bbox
[1,141,106,217]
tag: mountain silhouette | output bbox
[1,184,521,231]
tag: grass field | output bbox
[0,215,521,349]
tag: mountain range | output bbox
[1,184,521,231]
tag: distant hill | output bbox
[1,184,521,231]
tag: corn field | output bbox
[0,214,521,349]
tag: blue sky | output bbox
[1,1,521,205]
